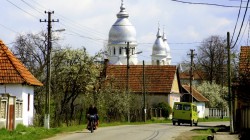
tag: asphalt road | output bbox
[45,122,229,140]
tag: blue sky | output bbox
[0,0,249,64]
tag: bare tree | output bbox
[195,35,228,84]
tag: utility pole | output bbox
[188,49,196,103]
[124,42,134,123]
[40,11,59,129]
[227,32,234,133]
[143,60,146,122]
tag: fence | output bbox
[129,108,164,122]
[205,108,229,118]
[240,106,250,129]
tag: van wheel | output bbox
[173,121,176,125]
[190,120,193,126]
[178,121,180,126]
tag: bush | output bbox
[154,102,172,118]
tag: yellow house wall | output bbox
[171,73,180,93]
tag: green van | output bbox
[172,102,198,126]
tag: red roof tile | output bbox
[0,40,43,86]
[182,85,209,102]
[179,70,204,80]
[106,65,178,93]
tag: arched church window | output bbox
[157,60,160,65]
[113,47,116,55]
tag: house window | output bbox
[119,47,122,54]
[113,47,116,55]
[28,94,30,111]
[0,101,7,119]
[16,101,23,118]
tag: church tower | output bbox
[162,28,172,65]
[107,1,138,65]
[151,26,168,65]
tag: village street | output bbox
[45,122,229,140]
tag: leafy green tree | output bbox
[51,47,100,126]
[196,81,228,108]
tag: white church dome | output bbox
[108,2,137,45]
[162,31,171,57]
[152,27,167,55]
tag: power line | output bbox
[231,0,250,48]
[20,0,44,14]
[6,0,38,18]
[171,0,249,8]
[0,23,19,34]
[230,0,243,44]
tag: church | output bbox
[102,1,181,111]
[107,1,171,66]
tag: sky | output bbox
[0,0,249,65]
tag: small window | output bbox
[119,47,122,54]
[113,47,116,55]
[28,94,30,111]
[0,101,7,118]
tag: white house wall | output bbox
[193,102,206,118]
[0,84,34,126]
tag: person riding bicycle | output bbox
[87,104,99,128]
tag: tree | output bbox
[195,35,228,84]
[196,81,228,108]
[12,32,49,126]
[51,47,100,126]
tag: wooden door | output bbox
[8,105,14,131]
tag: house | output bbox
[179,70,204,85]
[102,62,181,109]
[234,46,250,132]
[0,40,43,129]
[180,85,209,118]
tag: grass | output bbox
[191,128,217,140]
[191,124,228,140]
[0,117,228,140]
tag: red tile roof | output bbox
[0,40,43,86]
[179,70,204,80]
[239,46,250,72]
[106,65,178,93]
[182,85,209,102]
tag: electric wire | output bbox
[171,0,249,8]
[238,16,250,46]
[230,0,243,44]
[0,23,19,34]
[6,0,39,19]
[20,0,44,14]
[231,0,250,48]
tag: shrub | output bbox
[154,102,172,118]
